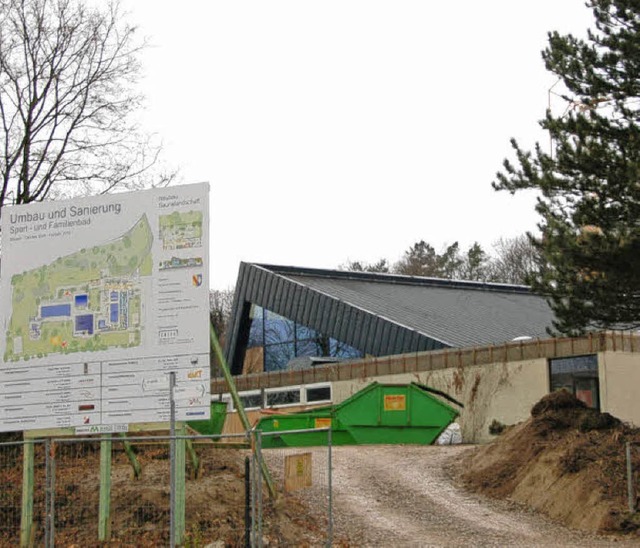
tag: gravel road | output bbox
[312,444,636,547]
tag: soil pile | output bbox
[458,390,640,534]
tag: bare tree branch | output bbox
[0,0,175,218]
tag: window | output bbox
[238,392,263,410]
[330,338,362,359]
[549,354,599,409]
[306,385,331,403]
[264,342,295,372]
[265,388,301,407]
[247,305,264,348]
[264,309,295,345]
[222,383,332,411]
[243,304,364,372]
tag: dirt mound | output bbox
[531,389,587,416]
[457,390,640,534]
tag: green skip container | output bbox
[257,382,461,448]
[188,401,228,436]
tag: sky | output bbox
[121,0,594,290]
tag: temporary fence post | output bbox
[98,434,112,542]
[251,437,257,547]
[20,440,34,548]
[327,427,333,547]
[257,431,263,548]
[244,456,251,548]
[627,442,635,513]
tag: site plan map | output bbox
[5,214,152,362]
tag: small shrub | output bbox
[489,419,506,435]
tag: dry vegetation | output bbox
[0,438,330,547]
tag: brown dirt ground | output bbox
[3,392,640,546]
[455,390,640,535]
[0,437,329,547]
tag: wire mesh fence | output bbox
[626,441,640,513]
[0,430,334,547]
[183,439,253,546]
[0,439,46,546]
[0,434,254,547]
[254,429,332,547]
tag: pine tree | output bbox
[394,241,463,278]
[494,0,640,335]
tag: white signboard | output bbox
[0,183,210,432]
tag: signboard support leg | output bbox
[20,439,34,548]
[98,434,112,542]
[175,423,186,545]
[170,372,176,547]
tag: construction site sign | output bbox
[0,183,210,432]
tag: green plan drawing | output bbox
[159,210,203,250]
[4,215,153,362]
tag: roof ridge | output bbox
[253,262,533,294]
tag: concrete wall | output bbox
[600,351,640,426]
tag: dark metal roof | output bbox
[224,262,555,374]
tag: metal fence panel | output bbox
[255,429,332,547]
[110,438,172,545]
[52,439,104,545]
[183,439,252,546]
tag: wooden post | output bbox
[20,440,34,548]
[119,433,142,479]
[175,424,187,545]
[186,438,200,479]
[210,324,276,499]
[98,435,112,542]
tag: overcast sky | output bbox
[121,1,594,289]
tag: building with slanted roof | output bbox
[215,263,639,442]
[224,262,555,375]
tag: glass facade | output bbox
[246,304,363,372]
[549,354,600,409]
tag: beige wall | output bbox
[600,351,640,426]
[215,335,640,445]
[332,358,550,443]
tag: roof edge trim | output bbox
[252,263,532,294]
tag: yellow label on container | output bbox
[314,417,331,429]
[384,394,406,411]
